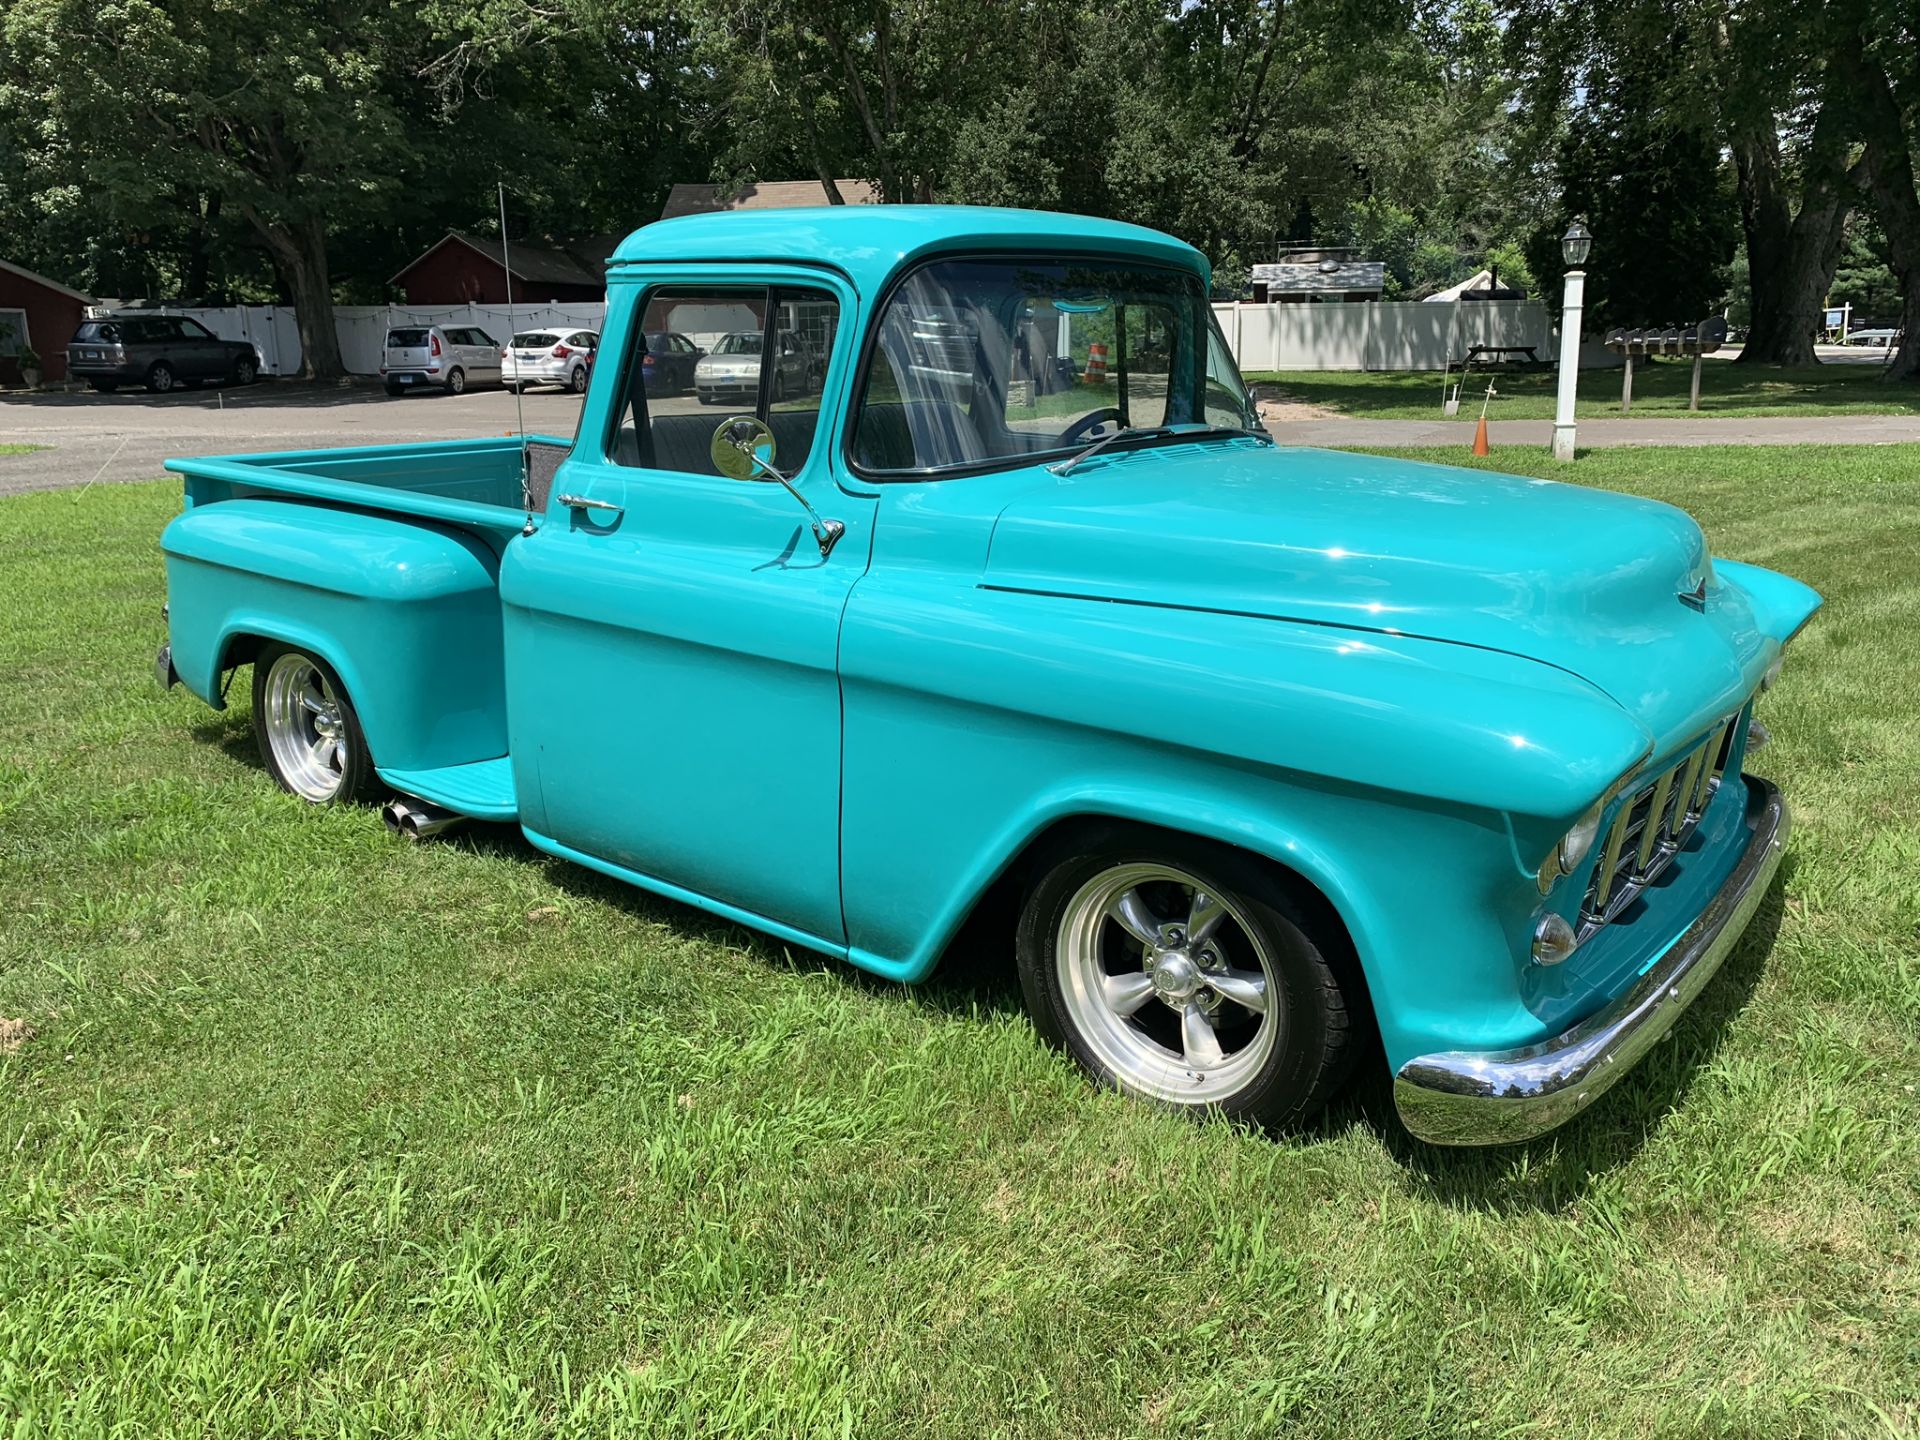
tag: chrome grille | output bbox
[1577,716,1739,938]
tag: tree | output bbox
[0,0,421,378]
[1522,38,1737,328]
[1837,6,1920,382]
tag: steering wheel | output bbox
[1060,407,1126,445]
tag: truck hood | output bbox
[981,442,1781,748]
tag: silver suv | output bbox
[381,325,502,396]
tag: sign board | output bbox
[1824,308,1846,328]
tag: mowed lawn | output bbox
[1249,363,1920,421]
[2,449,1917,1437]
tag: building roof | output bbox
[387,231,616,290]
[611,205,1206,297]
[0,257,93,303]
[1250,259,1385,296]
[660,180,881,220]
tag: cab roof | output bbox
[608,205,1208,295]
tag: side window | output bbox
[180,317,216,341]
[611,285,838,477]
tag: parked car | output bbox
[380,325,501,396]
[694,330,811,404]
[1841,327,1898,347]
[66,315,260,394]
[502,329,599,393]
[154,206,1820,1145]
[637,331,701,394]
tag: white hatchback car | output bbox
[502,329,599,393]
[381,325,503,395]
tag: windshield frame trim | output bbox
[841,248,1248,485]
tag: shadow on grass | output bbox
[194,705,1788,1193]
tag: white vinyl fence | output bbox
[137,296,1545,378]
[1214,299,1553,372]
[135,302,609,377]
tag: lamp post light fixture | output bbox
[1551,217,1592,462]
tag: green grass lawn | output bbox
[1248,362,1920,420]
[0,443,46,456]
[3,453,1917,1436]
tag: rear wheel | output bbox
[384,383,406,397]
[569,364,588,394]
[146,362,176,394]
[445,367,466,396]
[88,379,119,393]
[252,645,377,805]
[1016,828,1353,1128]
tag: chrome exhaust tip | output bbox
[381,797,466,841]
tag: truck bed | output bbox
[163,435,564,542]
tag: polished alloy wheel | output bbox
[260,653,352,801]
[1055,862,1282,1104]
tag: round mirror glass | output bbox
[710,416,776,481]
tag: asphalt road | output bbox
[0,380,589,496]
[5,367,1917,496]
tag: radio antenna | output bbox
[498,181,531,516]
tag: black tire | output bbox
[146,362,176,394]
[232,354,257,386]
[88,379,119,393]
[1015,825,1354,1129]
[445,367,466,396]
[569,364,588,394]
[250,643,378,805]
[772,372,786,404]
[385,383,406,397]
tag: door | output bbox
[175,316,225,378]
[499,274,872,944]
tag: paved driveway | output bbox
[0,381,587,496]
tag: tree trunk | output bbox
[1729,100,1853,366]
[247,208,344,379]
[1846,49,1920,383]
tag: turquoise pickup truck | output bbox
[157,206,1819,1144]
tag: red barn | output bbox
[388,231,613,305]
[0,258,93,385]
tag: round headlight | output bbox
[1559,802,1604,872]
[1537,800,1606,893]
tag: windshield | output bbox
[851,258,1257,476]
[713,332,762,356]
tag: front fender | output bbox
[838,584,1649,1067]
[160,499,507,771]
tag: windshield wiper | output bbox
[1048,422,1270,477]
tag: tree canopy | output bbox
[1,0,1914,380]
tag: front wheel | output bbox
[252,645,377,804]
[1016,829,1354,1128]
[444,367,466,395]
[232,354,257,385]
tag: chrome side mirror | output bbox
[709,415,846,559]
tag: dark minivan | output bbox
[67,316,261,394]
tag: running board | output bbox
[375,756,517,822]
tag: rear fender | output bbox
[161,499,507,772]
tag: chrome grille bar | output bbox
[1577,708,1746,939]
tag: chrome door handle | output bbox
[556,493,624,516]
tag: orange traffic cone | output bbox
[1085,341,1109,383]
[1471,416,1490,456]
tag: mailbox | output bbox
[1600,317,1729,412]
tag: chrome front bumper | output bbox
[1394,776,1788,1146]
